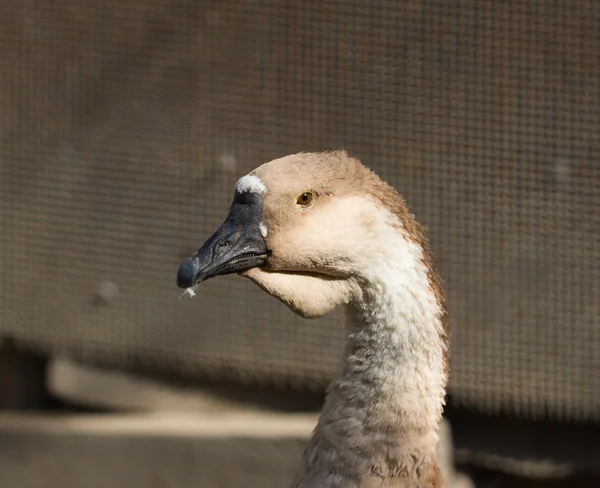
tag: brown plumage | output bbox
[178,151,450,487]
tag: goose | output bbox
[177,150,449,488]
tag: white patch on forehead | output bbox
[259,222,268,238]
[235,174,267,194]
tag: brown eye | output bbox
[296,191,314,206]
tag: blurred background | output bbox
[0,1,598,487]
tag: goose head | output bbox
[177,150,422,318]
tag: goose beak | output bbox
[177,198,268,289]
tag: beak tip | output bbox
[177,258,200,289]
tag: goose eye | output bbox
[296,191,314,207]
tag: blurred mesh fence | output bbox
[0,0,598,420]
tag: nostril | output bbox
[217,241,229,251]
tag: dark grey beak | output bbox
[177,193,268,289]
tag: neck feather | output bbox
[293,219,448,488]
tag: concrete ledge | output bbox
[0,413,314,488]
[48,357,246,412]
[0,411,318,438]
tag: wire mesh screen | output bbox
[0,1,598,420]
